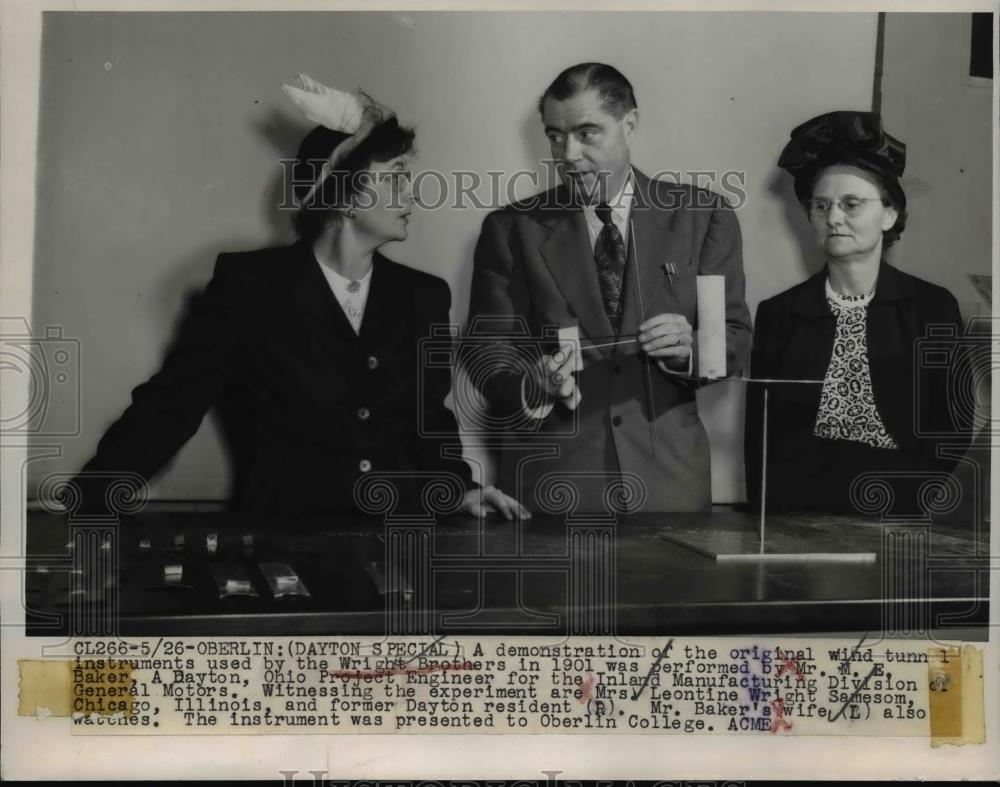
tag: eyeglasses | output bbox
[805,197,884,218]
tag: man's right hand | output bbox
[527,342,581,410]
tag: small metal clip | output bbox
[660,262,678,285]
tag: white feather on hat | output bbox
[280,74,367,134]
[281,73,397,206]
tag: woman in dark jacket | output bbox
[68,76,527,519]
[745,111,973,515]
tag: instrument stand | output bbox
[660,379,877,563]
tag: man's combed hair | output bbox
[537,62,638,119]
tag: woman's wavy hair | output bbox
[291,118,415,242]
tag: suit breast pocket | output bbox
[644,267,697,323]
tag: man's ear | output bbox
[622,108,639,145]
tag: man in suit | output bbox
[467,62,752,512]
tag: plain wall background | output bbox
[29,11,888,502]
[879,12,994,318]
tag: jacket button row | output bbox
[612,415,623,426]
[357,407,370,421]
[367,356,379,370]
[359,459,372,473]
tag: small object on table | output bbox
[133,561,191,591]
[259,562,311,599]
[365,560,413,600]
[658,528,877,563]
[172,533,186,552]
[211,564,259,598]
[205,532,219,558]
[241,534,254,559]
[224,578,254,595]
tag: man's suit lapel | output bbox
[537,195,615,358]
[618,169,682,345]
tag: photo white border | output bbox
[1,0,997,781]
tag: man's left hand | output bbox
[638,313,692,369]
[459,485,532,520]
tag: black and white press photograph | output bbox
[0,2,996,781]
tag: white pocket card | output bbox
[557,324,583,372]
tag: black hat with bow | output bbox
[778,110,906,204]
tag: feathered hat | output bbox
[281,74,396,206]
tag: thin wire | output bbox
[582,333,639,343]
[630,217,660,460]
[760,386,768,555]
[585,337,640,351]
[749,379,825,554]
[739,376,826,385]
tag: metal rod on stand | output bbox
[760,386,768,555]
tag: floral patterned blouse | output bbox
[813,279,899,449]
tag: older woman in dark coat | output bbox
[745,111,973,515]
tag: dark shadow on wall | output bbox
[150,248,257,508]
[255,109,311,244]
[145,113,310,507]
[767,168,825,286]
